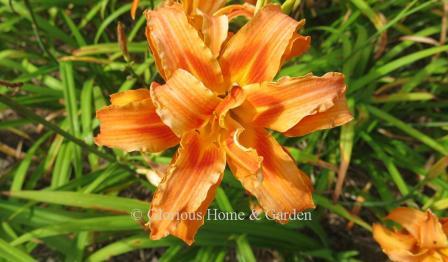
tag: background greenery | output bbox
[0,0,447,261]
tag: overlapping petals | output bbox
[199,13,228,57]
[225,128,314,222]
[373,207,448,261]
[146,4,226,93]
[387,207,428,240]
[150,69,221,136]
[95,89,178,152]
[181,0,227,15]
[372,224,423,262]
[213,4,255,21]
[191,3,255,58]
[214,86,246,128]
[194,3,255,58]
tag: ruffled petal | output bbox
[283,97,353,137]
[224,127,314,222]
[417,211,448,249]
[234,72,347,132]
[281,33,311,64]
[372,224,423,262]
[387,207,427,240]
[150,69,221,136]
[220,5,304,86]
[146,4,226,93]
[95,89,179,152]
[149,127,226,244]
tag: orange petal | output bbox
[182,0,227,15]
[387,207,427,240]
[146,4,226,93]
[131,0,139,20]
[95,89,179,152]
[224,127,315,222]
[110,88,150,106]
[372,224,416,252]
[220,5,304,86]
[283,97,353,137]
[234,72,347,132]
[170,178,222,244]
[150,69,221,137]
[389,251,430,262]
[281,33,311,64]
[200,13,228,57]
[372,224,423,262]
[213,4,255,21]
[214,86,246,128]
[149,127,226,244]
[417,211,448,249]
[197,0,227,15]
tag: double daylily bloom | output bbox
[96,1,352,244]
[373,207,448,261]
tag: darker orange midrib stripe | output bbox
[155,139,221,219]
[173,78,217,111]
[152,12,182,75]
[160,8,220,88]
[246,17,296,82]
[164,92,206,125]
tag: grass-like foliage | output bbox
[0,0,447,261]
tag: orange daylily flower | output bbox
[96,3,352,244]
[373,207,448,261]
